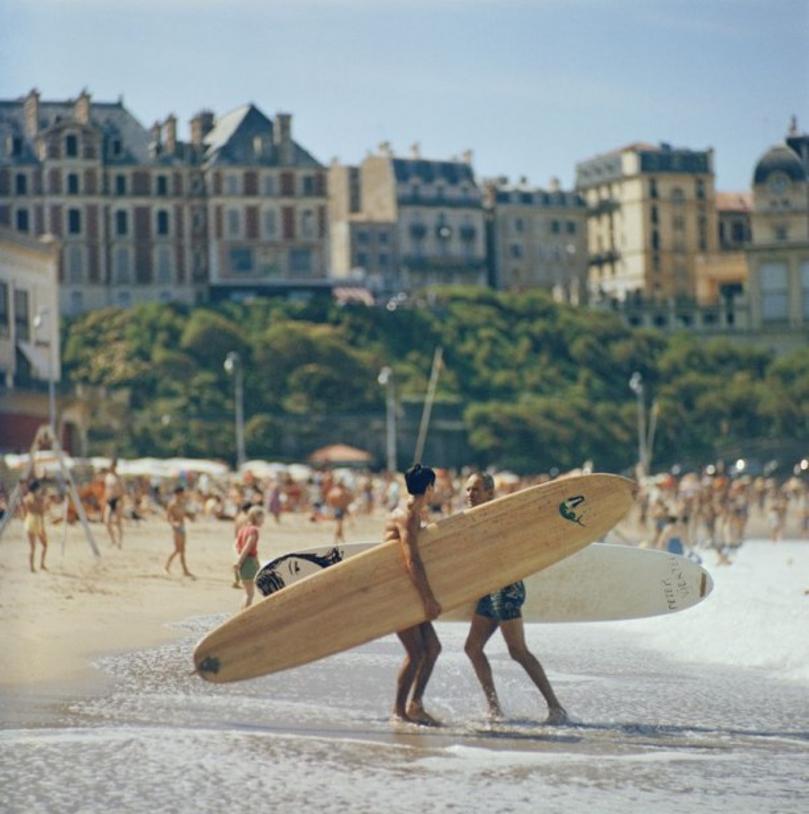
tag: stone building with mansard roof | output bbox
[0,90,328,314]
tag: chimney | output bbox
[377,141,393,158]
[149,120,162,157]
[190,110,215,147]
[274,112,292,164]
[549,177,561,192]
[24,88,40,139]
[410,142,421,159]
[461,149,473,165]
[74,89,91,125]
[164,114,177,154]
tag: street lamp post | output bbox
[377,366,397,473]
[224,351,246,470]
[33,307,56,436]
[629,371,647,477]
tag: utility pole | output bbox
[413,346,443,464]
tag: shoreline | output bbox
[1,505,804,702]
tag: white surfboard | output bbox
[195,474,635,682]
[256,542,713,623]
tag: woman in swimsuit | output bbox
[22,480,48,573]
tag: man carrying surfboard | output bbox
[385,463,443,726]
[463,472,568,725]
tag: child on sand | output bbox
[22,479,48,573]
[234,506,264,609]
[165,486,195,578]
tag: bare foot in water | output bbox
[406,701,442,727]
[544,706,569,726]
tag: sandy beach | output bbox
[1,500,799,693]
[1,508,390,692]
[2,502,807,814]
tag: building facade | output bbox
[575,142,718,302]
[0,90,328,314]
[202,105,328,301]
[329,146,487,297]
[483,177,588,301]
[0,226,66,451]
[746,125,809,334]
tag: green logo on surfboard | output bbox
[559,495,586,526]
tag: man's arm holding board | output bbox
[397,512,442,620]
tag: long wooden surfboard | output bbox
[255,543,713,623]
[194,473,634,683]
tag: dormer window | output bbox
[65,134,78,158]
[7,135,23,156]
[111,139,122,157]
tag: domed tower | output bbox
[747,121,809,334]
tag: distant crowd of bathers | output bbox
[3,459,808,573]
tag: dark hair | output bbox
[29,479,42,492]
[174,485,185,494]
[473,472,495,493]
[240,501,253,513]
[404,463,436,496]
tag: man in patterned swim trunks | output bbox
[463,472,568,724]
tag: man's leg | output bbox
[27,533,36,572]
[178,535,193,577]
[394,626,423,722]
[407,622,441,725]
[464,614,501,717]
[499,618,567,724]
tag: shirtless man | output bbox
[463,472,567,724]
[326,480,353,544]
[384,463,443,725]
[165,485,194,578]
[22,479,48,572]
[104,459,125,548]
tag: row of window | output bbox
[7,169,324,198]
[353,252,391,269]
[60,244,205,285]
[509,244,579,262]
[221,173,322,198]
[511,218,578,235]
[649,178,706,200]
[223,207,319,240]
[11,206,174,237]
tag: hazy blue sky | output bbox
[2,0,807,191]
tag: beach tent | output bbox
[240,460,289,479]
[308,444,372,466]
[3,450,77,476]
[165,458,230,478]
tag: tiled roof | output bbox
[715,192,752,212]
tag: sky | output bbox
[2,0,808,192]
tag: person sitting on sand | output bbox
[385,463,443,726]
[234,506,264,609]
[463,472,568,724]
[22,479,48,573]
[165,486,195,578]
